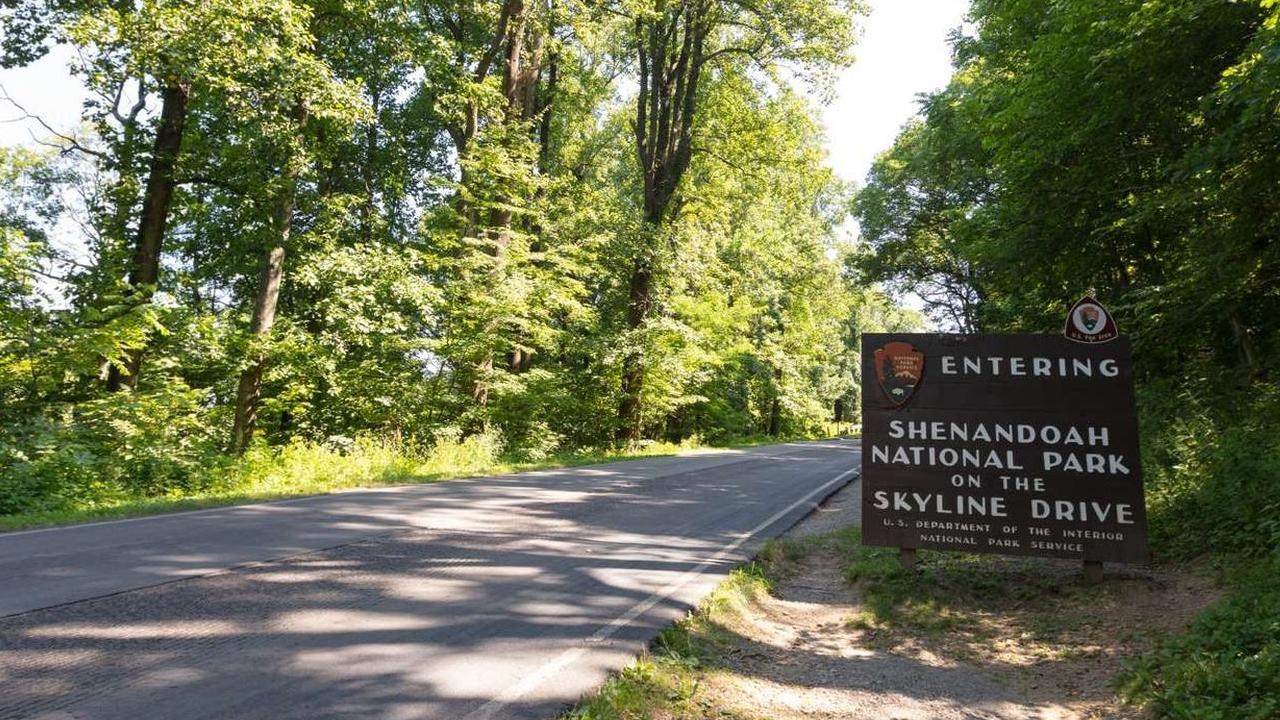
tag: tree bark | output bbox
[1229,310,1262,380]
[488,0,531,241]
[107,80,190,391]
[618,1,707,441]
[767,366,783,436]
[536,45,557,175]
[361,88,381,243]
[617,252,653,442]
[231,104,304,453]
[472,353,493,407]
[231,243,287,453]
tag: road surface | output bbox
[0,439,860,720]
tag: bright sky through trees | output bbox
[0,0,967,184]
[820,0,967,183]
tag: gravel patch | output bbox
[786,474,861,537]
[686,471,1215,720]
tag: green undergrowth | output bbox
[1116,380,1280,717]
[564,564,771,720]
[843,536,1073,636]
[0,432,824,532]
[1118,555,1280,720]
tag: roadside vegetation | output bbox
[850,0,1280,716]
[568,523,1222,719]
[565,564,774,720]
[1,0,910,525]
[575,0,1280,712]
[2,0,1276,715]
[0,428,851,531]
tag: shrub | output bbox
[1120,556,1280,720]
[419,425,504,476]
[0,383,223,514]
[1139,380,1280,560]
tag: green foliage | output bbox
[563,563,771,720]
[1120,557,1280,720]
[856,0,1278,353]
[1118,376,1280,716]
[853,2,1280,715]
[0,0,891,529]
[1140,380,1280,562]
[844,543,1074,637]
[0,384,223,514]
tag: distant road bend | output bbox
[0,439,860,720]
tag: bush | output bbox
[1139,379,1280,561]
[0,383,223,514]
[1120,556,1280,720]
[419,425,505,476]
[227,435,423,496]
[1122,377,1280,716]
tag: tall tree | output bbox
[105,80,188,389]
[616,0,860,440]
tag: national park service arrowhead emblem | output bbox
[874,341,924,406]
[1064,295,1118,344]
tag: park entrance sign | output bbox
[860,332,1149,567]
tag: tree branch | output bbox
[1,86,107,160]
[475,0,515,83]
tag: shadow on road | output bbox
[0,441,862,720]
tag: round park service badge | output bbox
[1064,295,1118,344]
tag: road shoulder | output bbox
[566,479,1221,719]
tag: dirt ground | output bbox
[689,479,1222,720]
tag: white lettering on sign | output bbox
[870,445,1025,470]
[1030,499,1135,524]
[939,355,1119,378]
[861,333,1149,563]
[1041,451,1130,475]
[872,490,1009,518]
[888,420,1110,447]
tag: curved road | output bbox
[0,439,860,720]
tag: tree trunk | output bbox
[767,365,783,436]
[231,104,303,453]
[487,0,530,240]
[1229,310,1262,380]
[361,88,381,243]
[617,251,654,442]
[106,80,190,391]
[617,2,707,441]
[472,353,493,408]
[231,244,287,453]
[536,47,557,175]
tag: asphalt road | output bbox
[0,439,861,720]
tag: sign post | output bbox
[860,330,1149,577]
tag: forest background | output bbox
[1,0,918,521]
[1,0,1277,715]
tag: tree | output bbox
[615,0,861,441]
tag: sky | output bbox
[0,0,968,187]
[822,0,969,184]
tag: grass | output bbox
[564,564,772,720]
[0,432,843,532]
[567,529,888,720]
[841,534,1075,636]
[759,526,1074,635]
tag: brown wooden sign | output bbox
[860,333,1149,563]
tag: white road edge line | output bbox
[461,463,860,720]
